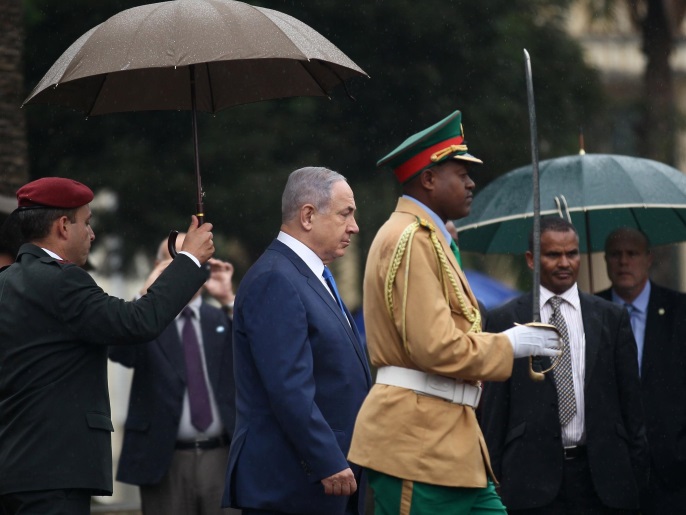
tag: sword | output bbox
[524,49,545,381]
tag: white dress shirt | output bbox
[175,295,225,441]
[277,231,332,298]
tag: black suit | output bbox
[0,244,207,498]
[480,290,648,512]
[109,302,235,485]
[597,282,686,512]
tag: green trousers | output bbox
[368,469,507,515]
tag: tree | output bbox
[0,0,29,196]
[21,0,604,273]
[582,0,686,163]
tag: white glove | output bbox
[503,324,561,359]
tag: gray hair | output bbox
[281,167,347,223]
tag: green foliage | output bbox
[22,0,603,275]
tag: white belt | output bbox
[376,366,482,408]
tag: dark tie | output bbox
[322,266,347,317]
[181,308,213,431]
[450,239,463,268]
[548,296,577,426]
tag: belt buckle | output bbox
[425,375,455,402]
[564,446,577,460]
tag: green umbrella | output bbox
[455,153,686,254]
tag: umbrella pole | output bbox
[190,64,205,226]
[525,49,545,382]
[168,64,206,259]
[584,210,595,293]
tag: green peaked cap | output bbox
[377,110,483,183]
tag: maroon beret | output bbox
[16,177,94,209]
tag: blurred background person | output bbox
[598,227,686,514]
[109,233,238,515]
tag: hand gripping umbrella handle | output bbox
[167,210,205,260]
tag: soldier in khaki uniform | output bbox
[348,111,560,514]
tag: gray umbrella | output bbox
[23,0,367,252]
[23,0,366,115]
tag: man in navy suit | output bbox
[598,227,686,514]
[223,167,372,515]
[110,234,239,515]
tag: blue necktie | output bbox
[322,267,347,317]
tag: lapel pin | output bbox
[658,308,665,316]
[216,326,226,333]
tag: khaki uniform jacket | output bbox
[348,198,513,488]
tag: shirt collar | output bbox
[177,295,202,320]
[41,247,63,260]
[277,231,325,278]
[612,280,650,313]
[402,195,452,244]
[540,283,581,311]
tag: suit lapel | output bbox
[580,293,601,388]
[643,283,666,381]
[199,304,228,388]
[157,321,186,381]
[271,240,370,375]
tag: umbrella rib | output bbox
[297,60,329,97]
[320,61,357,101]
[86,75,108,116]
[204,63,216,114]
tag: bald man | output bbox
[598,227,686,514]
[109,235,239,515]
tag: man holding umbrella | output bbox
[348,111,560,513]
[0,177,215,514]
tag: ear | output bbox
[54,215,71,241]
[525,250,535,271]
[299,204,316,231]
[418,168,436,191]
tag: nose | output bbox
[89,226,95,241]
[348,215,360,234]
[466,176,476,190]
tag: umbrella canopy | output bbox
[455,154,686,254]
[23,0,367,114]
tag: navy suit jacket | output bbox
[480,291,648,511]
[223,239,371,515]
[597,282,686,488]
[109,303,235,485]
